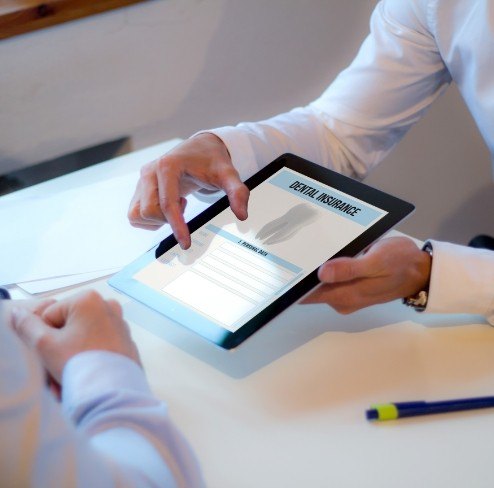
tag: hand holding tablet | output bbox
[304,236,432,314]
[112,154,414,349]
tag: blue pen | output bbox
[0,287,11,300]
[366,396,494,421]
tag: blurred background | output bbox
[1,0,492,243]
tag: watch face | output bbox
[403,290,428,311]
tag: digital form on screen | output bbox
[133,167,388,333]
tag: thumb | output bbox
[11,307,52,349]
[318,255,374,284]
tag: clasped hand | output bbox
[8,291,140,385]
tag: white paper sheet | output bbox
[17,268,119,294]
[0,172,209,286]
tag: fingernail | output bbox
[179,239,189,250]
[319,265,334,282]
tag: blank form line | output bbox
[197,261,272,296]
[190,268,260,304]
[162,271,260,329]
[211,250,289,287]
[217,244,295,282]
[203,255,281,291]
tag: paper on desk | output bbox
[0,172,210,286]
[17,268,119,294]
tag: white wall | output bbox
[1,0,492,243]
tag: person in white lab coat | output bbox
[128,0,494,324]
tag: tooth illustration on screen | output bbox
[256,203,320,245]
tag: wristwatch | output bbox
[402,241,433,312]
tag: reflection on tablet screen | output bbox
[132,167,387,333]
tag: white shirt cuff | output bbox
[201,127,259,182]
[426,240,494,324]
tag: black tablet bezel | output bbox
[109,153,414,349]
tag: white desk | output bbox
[4,142,494,488]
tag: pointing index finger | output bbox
[156,162,191,249]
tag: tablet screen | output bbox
[132,167,386,333]
[109,153,413,349]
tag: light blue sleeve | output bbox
[61,351,204,488]
[0,307,203,488]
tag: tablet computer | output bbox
[109,153,414,349]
